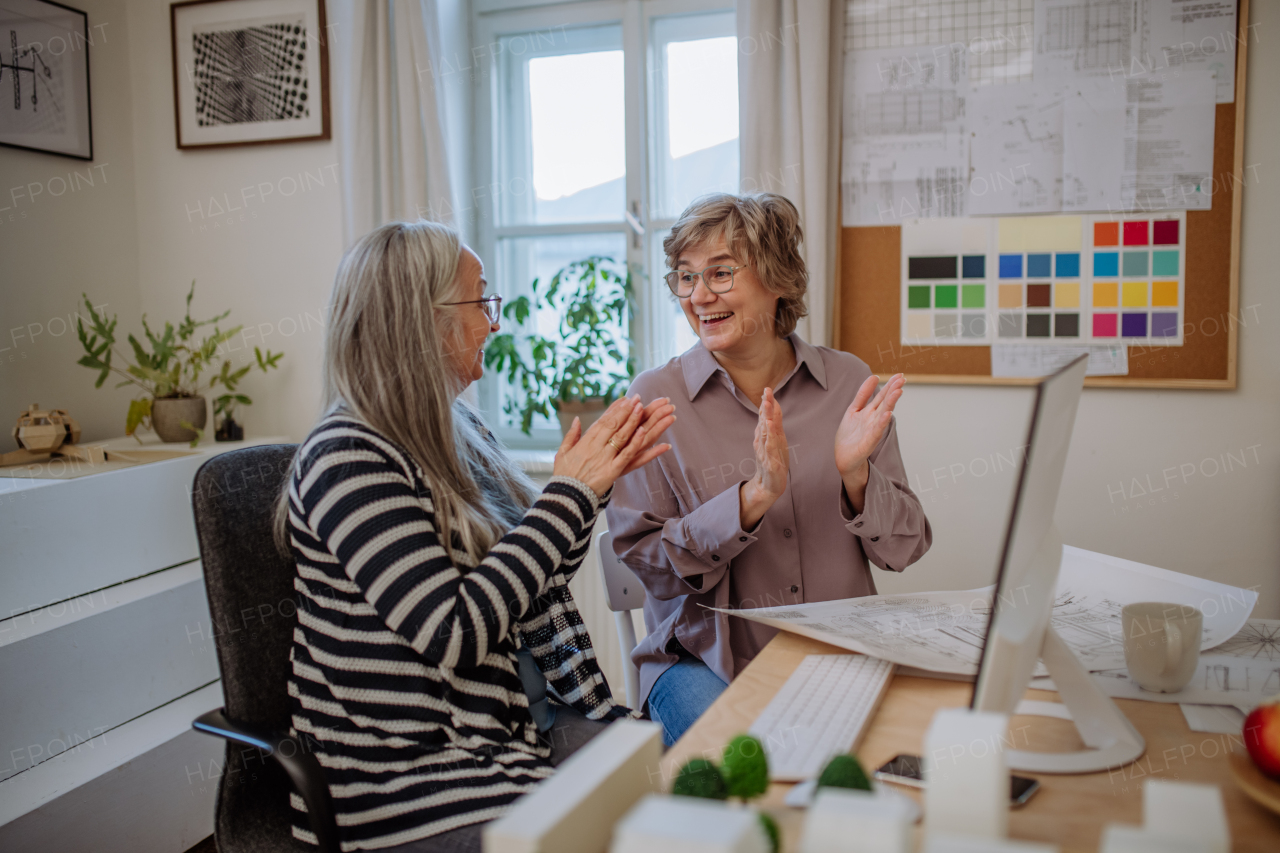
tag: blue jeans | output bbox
[647,653,728,747]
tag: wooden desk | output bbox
[662,632,1280,852]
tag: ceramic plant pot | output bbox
[556,397,609,437]
[151,396,207,443]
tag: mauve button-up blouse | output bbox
[605,333,932,707]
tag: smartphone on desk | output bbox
[874,754,1041,808]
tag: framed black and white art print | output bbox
[170,0,329,150]
[0,0,93,160]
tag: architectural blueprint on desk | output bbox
[716,546,1256,684]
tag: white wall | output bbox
[875,6,1280,619]
[0,0,143,443]
[124,0,345,443]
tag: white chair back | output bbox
[595,529,644,709]
[597,529,646,612]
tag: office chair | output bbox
[594,529,646,709]
[189,445,341,853]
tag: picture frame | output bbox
[170,0,329,150]
[0,0,93,160]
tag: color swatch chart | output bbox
[900,212,1186,346]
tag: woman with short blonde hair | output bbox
[607,193,932,745]
[280,220,675,851]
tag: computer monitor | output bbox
[970,355,1145,774]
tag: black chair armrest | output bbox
[193,708,341,853]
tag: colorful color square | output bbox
[1055,253,1080,277]
[1122,282,1147,307]
[1093,282,1118,307]
[962,255,985,278]
[1094,252,1119,276]
[1027,283,1052,307]
[1123,221,1149,246]
[935,313,960,337]
[908,286,930,308]
[998,284,1023,308]
[935,285,958,308]
[962,314,986,338]
[1054,282,1080,308]
[1152,250,1179,276]
[1153,220,1179,245]
[1094,222,1119,246]
[1027,254,1052,277]
[1026,314,1051,337]
[961,284,985,308]
[1123,251,1149,277]
[906,313,932,339]
[1151,312,1179,337]
[1122,312,1147,337]
[1152,281,1178,307]
[1093,313,1118,337]
[999,254,1023,278]
[998,313,1022,338]
[1055,313,1080,337]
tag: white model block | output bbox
[800,787,913,853]
[924,708,1010,839]
[1100,824,1210,853]
[924,833,1058,852]
[609,795,771,853]
[483,720,662,853]
[1143,780,1229,853]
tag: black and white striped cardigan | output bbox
[286,414,631,850]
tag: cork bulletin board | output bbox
[836,1,1249,389]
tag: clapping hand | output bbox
[835,374,903,511]
[740,387,788,529]
[553,395,676,498]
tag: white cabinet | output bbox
[0,436,288,853]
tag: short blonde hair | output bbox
[663,192,808,337]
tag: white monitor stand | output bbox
[969,357,1145,774]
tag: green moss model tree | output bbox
[816,754,873,791]
[669,734,777,853]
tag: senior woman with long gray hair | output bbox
[275,220,675,852]
[606,193,932,746]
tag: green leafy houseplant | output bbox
[76,282,283,444]
[483,256,635,435]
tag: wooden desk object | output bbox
[662,632,1280,852]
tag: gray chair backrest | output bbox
[191,444,299,729]
[597,529,646,612]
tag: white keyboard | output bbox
[748,654,895,781]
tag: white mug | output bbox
[1120,602,1203,693]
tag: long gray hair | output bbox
[274,220,537,563]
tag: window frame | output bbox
[473,0,736,448]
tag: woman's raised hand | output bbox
[739,387,788,529]
[835,373,904,478]
[553,395,676,497]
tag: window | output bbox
[474,0,738,445]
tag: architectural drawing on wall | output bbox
[1036,0,1131,74]
[0,0,92,159]
[845,0,1034,85]
[969,84,1065,215]
[841,44,970,225]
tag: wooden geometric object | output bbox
[13,404,81,452]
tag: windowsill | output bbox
[507,449,557,475]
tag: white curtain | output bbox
[329,0,459,246]
[736,0,845,347]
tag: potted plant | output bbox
[484,256,635,436]
[75,282,284,445]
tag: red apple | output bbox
[1244,693,1280,781]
